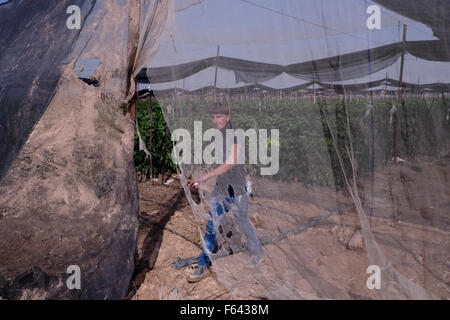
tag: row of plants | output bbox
[134,95,449,186]
[133,100,176,180]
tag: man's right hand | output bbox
[188,178,201,189]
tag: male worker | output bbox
[187,101,265,283]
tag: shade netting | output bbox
[144,0,449,299]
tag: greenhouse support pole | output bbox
[313,82,317,104]
[329,72,334,101]
[147,96,153,181]
[214,44,220,102]
[393,24,407,162]
[160,126,169,185]
[384,73,388,97]
[244,74,248,102]
[129,80,138,124]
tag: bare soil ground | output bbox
[128,155,449,300]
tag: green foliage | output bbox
[184,95,449,186]
[120,103,127,115]
[134,100,176,179]
[134,95,449,187]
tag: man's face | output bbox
[211,113,230,130]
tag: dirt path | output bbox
[127,179,240,299]
[129,155,449,300]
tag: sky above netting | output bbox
[144,0,449,91]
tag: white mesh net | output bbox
[140,0,449,300]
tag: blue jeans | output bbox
[197,193,263,267]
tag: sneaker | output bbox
[245,250,266,269]
[187,266,210,283]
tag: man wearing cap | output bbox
[187,102,265,283]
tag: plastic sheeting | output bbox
[141,40,450,85]
[0,0,170,299]
[147,78,450,97]
[373,0,450,40]
[0,0,170,183]
[145,0,449,299]
[0,0,93,182]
